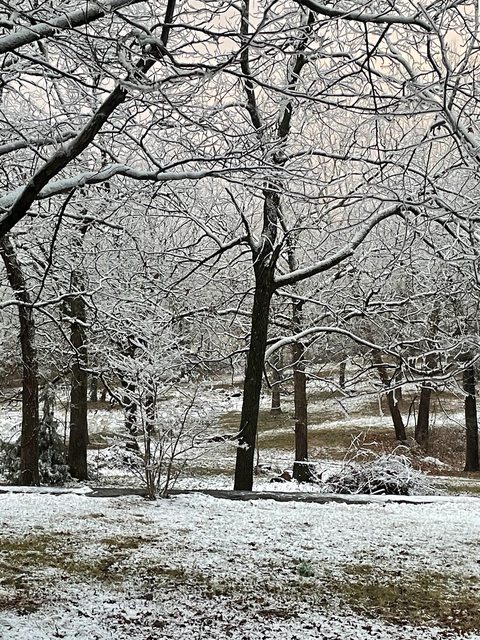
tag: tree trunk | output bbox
[234,276,273,490]
[270,350,282,414]
[121,379,138,436]
[373,351,406,441]
[0,235,39,485]
[464,366,479,472]
[234,183,279,491]
[339,360,346,389]
[415,385,431,451]
[89,374,98,403]
[292,300,312,482]
[68,268,89,480]
[386,390,407,442]
[414,310,439,451]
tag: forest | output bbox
[0,1,479,639]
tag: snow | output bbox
[0,492,480,639]
[0,485,93,495]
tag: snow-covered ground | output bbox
[1,491,480,639]
[1,379,479,638]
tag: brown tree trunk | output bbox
[414,310,440,451]
[68,268,89,480]
[464,366,479,472]
[121,379,138,436]
[0,235,39,485]
[386,389,407,442]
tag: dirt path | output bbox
[0,484,468,504]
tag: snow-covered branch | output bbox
[0,0,145,54]
[265,326,386,360]
[274,205,404,289]
[0,132,78,158]
[0,165,257,212]
[292,0,432,31]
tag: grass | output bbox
[135,556,480,633]
[445,483,480,495]
[258,425,396,459]
[183,463,234,478]
[217,388,473,476]
[325,563,480,633]
[2,531,479,633]
[137,559,318,607]
[0,532,153,612]
[219,408,293,433]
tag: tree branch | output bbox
[0,0,145,54]
[274,205,404,289]
[292,0,432,31]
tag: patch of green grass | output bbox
[219,408,293,433]
[296,560,315,578]
[210,381,242,391]
[326,563,480,633]
[185,464,233,478]
[444,483,480,496]
[258,426,395,456]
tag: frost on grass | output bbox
[0,492,479,639]
[322,452,434,496]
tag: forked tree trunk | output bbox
[0,235,39,485]
[463,366,479,472]
[68,268,89,480]
[234,182,280,491]
[233,4,313,490]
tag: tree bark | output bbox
[0,235,39,485]
[464,366,479,472]
[68,268,89,480]
[234,180,280,490]
[339,360,346,389]
[89,374,98,403]
[292,300,312,482]
[269,350,282,414]
[234,275,273,490]
[415,385,431,451]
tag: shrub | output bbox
[323,452,434,496]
